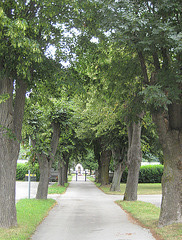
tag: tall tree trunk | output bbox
[152,107,182,226]
[93,138,101,183]
[32,121,60,199]
[124,119,142,201]
[58,159,64,186]
[97,158,102,183]
[110,147,127,192]
[0,77,27,228]
[36,155,51,199]
[100,149,112,186]
[58,154,69,186]
[64,153,69,183]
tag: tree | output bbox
[24,98,61,199]
[124,114,143,200]
[56,108,75,186]
[110,125,128,192]
[0,4,40,228]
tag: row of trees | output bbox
[0,0,181,229]
[72,0,182,227]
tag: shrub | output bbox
[16,163,29,180]
[16,163,40,181]
[121,165,164,183]
[139,165,164,183]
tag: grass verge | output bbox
[88,177,162,195]
[116,201,182,240]
[0,199,56,240]
[99,183,162,195]
[48,182,69,194]
[48,175,72,194]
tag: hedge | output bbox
[121,164,164,183]
[16,163,40,181]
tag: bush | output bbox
[121,165,164,183]
[16,163,40,181]
[139,165,164,183]
[16,163,29,180]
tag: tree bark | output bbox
[152,109,182,226]
[58,153,69,186]
[32,121,60,199]
[100,149,112,186]
[36,155,51,199]
[110,147,127,192]
[93,138,101,183]
[124,118,143,201]
[97,157,102,183]
[58,159,63,186]
[0,77,27,228]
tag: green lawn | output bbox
[48,175,72,194]
[94,182,162,195]
[48,182,69,194]
[117,201,182,240]
[0,199,56,240]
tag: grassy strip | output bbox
[116,201,182,240]
[88,177,162,195]
[48,182,69,194]
[99,183,162,195]
[0,199,56,240]
[48,175,72,194]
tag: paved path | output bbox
[31,178,156,240]
[16,181,39,201]
[16,180,162,208]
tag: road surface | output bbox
[31,178,157,240]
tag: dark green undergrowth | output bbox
[117,201,182,240]
[0,199,56,240]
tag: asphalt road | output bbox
[31,178,157,240]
